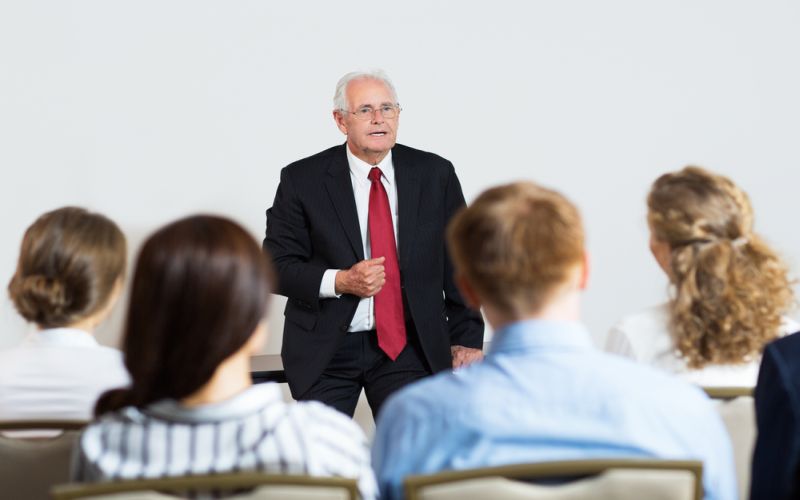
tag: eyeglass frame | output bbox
[338,103,402,121]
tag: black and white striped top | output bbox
[73,383,376,499]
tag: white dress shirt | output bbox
[605,303,800,387]
[0,328,130,421]
[318,146,399,332]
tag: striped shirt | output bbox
[73,383,376,499]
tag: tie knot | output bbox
[368,167,383,183]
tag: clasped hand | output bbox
[335,257,386,297]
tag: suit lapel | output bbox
[324,145,364,261]
[393,145,421,268]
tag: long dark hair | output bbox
[95,215,275,415]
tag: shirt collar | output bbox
[144,383,284,422]
[488,319,594,355]
[345,145,394,186]
[21,327,99,348]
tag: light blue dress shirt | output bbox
[372,319,737,500]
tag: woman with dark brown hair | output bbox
[606,166,797,386]
[73,215,376,499]
[0,207,129,421]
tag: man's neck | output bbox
[348,143,389,166]
[485,291,582,332]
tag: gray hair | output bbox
[333,70,399,111]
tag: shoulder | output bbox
[595,353,720,425]
[282,145,344,176]
[765,332,800,382]
[768,331,800,361]
[607,304,671,358]
[393,143,455,173]
[80,407,143,452]
[92,344,125,361]
[287,401,371,464]
[379,368,468,430]
[394,143,450,162]
[614,303,670,334]
[289,400,367,440]
[85,346,130,382]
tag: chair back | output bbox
[703,386,755,500]
[404,459,703,500]
[51,472,359,500]
[0,420,87,500]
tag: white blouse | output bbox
[605,304,800,387]
[0,328,130,421]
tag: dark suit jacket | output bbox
[264,143,484,397]
[750,331,800,500]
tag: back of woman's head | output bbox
[648,166,794,368]
[95,215,275,415]
[8,207,126,328]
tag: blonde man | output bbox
[372,182,737,500]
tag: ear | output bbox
[578,251,590,291]
[333,110,349,135]
[456,274,481,310]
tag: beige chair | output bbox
[703,386,755,500]
[52,473,360,500]
[404,459,703,500]
[0,420,87,500]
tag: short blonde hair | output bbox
[447,182,584,317]
[648,166,794,368]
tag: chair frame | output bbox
[404,458,704,500]
[702,386,753,400]
[0,420,87,431]
[51,472,360,500]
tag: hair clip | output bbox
[732,237,749,247]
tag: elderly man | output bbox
[264,70,484,417]
[372,181,737,500]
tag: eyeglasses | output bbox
[341,104,402,121]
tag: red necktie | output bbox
[368,167,407,360]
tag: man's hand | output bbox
[335,257,386,298]
[451,345,483,369]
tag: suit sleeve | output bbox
[264,167,327,308]
[750,342,800,500]
[442,163,485,348]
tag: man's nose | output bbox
[371,109,384,124]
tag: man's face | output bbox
[334,78,399,163]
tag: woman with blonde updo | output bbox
[606,166,797,386]
[0,207,130,421]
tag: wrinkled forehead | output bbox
[346,77,398,107]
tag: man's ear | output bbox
[333,110,348,135]
[578,251,590,291]
[457,274,481,310]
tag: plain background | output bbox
[2,1,799,355]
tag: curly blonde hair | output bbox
[648,166,794,369]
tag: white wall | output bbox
[2,0,799,353]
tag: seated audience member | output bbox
[605,166,796,387]
[750,332,800,500]
[0,207,129,421]
[372,182,737,500]
[73,215,376,499]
